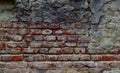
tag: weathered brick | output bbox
[109,61,120,68]
[1,22,13,28]
[57,55,69,61]
[65,42,76,47]
[1,55,11,62]
[0,0,119,72]
[91,55,102,61]
[23,55,35,62]
[48,55,58,61]
[49,24,61,29]
[74,47,86,54]
[42,29,52,35]
[5,29,29,35]
[42,42,52,48]
[4,68,20,73]
[0,28,4,35]
[56,35,67,41]
[0,50,6,54]
[22,48,39,54]
[35,24,48,29]
[68,55,80,61]
[0,35,9,41]
[30,41,42,48]
[113,41,120,48]
[6,47,23,54]
[96,62,112,68]
[6,63,17,69]
[79,36,90,42]
[23,54,35,62]
[49,47,73,54]
[75,29,86,35]
[50,41,65,47]
[11,35,22,42]
[80,55,91,61]
[17,41,28,48]
[7,41,17,48]
[33,35,44,41]
[45,35,56,41]
[110,48,120,54]
[53,30,63,34]
[34,55,49,61]
[24,35,33,42]
[30,29,42,35]
[0,63,6,68]
[39,48,49,54]
[67,35,79,41]
[77,41,88,48]
[49,48,61,54]
[60,47,74,54]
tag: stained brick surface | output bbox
[0,0,120,73]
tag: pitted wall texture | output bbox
[0,0,120,73]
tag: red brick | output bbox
[63,30,75,35]
[0,42,6,49]
[11,55,23,61]
[36,24,48,29]
[49,24,61,29]
[101,56,118,61]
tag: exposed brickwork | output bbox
[0,0,120,73]
[0,21,119,72]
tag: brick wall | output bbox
[0,0,120,73]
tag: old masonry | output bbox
[0,0,120,73]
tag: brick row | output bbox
[0,55,119,62]
[0,47,119,55]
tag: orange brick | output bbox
[11,55,23,61]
